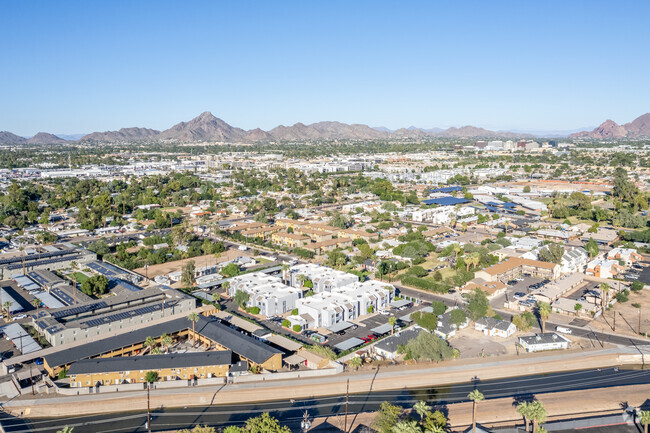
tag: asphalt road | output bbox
[1,366,649,433]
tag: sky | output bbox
[2,0,650,137]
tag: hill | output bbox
[26,132,68,144]
[0,131,27,145]
[81,127,161,142]
[571,113,650,139]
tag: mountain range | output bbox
[1,112,649,145]
[570,113,650,139]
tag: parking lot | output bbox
[490,275,545,308]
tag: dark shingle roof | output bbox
[46,315,282,369]
[373,328,423,354]
[68,351,232,375]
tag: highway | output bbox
[1,366,649,433]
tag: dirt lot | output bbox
[592,287,650,337]
[501,180,612,193]
[133,248,249,279]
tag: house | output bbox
[462,280,507,300]
[474,317,517,338]
[518,333,570,352]
[585,259,625,279]
[435,307,469,340]
[551,297,598,317]
[373,328,424,360]
[560,247,589,274]
[607,248,643,266]
[241,226,279,241]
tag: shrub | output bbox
[631,281,644,292]
[282,319,290,328]
[249,306,260,315]
[292,324,301,333]
[291,308,298,315]
[616,290,629,303]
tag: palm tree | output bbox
[161,333,173,353]
[145,336,157,353]
[517,401,532,432]
[413,400,431,422]
[336,256,346,270]
[221,281,230,295]
[468,389,485,433]
[390,420,420,433]
[426,426,445,433]
[452,243,462,263]
[297,274,306,290]
[348,356,362,370]
[640,410,650,433]
[528,400,547,433]
[388,316,397,335]
[212,292,221,304]
[3,301,12,321]
[280,264,290,285]
[32,298,41,342]
[536,301,551,333]
[574,303,582,316]
[599,283,610,309]
[187,312,199,348]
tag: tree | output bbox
[161,333,173,353]
[221,263,241,278]
[56,427,74,433]
[234,290,250,309]
[80,274,110,297]
[177,425,217,433]
[513,312,536,332]
[413,400,431,422]
[523,185,531,193]
[32,298,41,342]
[403,331,455,362]
[144,370,159,384]
[244,412,291,433]
[389,316,397,335]
[584,238,599,259]
[296,274,306,289]
[411,312,438,332]
[639,410,650,433]
[536,302,551,333]
[466,289,489,322]
[390,420,420,433]
[373,401,403,433]
[599,283,610,308]
[280,264,290,285]
[187,312,199,348]
[450,308,467,327]
[181,259,196,286]
[517,401,532,433]
[349,356,362,370]
[145,336,157,353]
[538,243,564,264]
[3,301,12,321]
[468,389,485,433]
[574,303,582,316]
[528,400,547,433]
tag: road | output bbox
[1,366,648,433]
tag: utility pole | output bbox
[30,362,34,395]
[344,378,349,433]
[147,383,151,433]
[639,309,642,335]
[613,312,616,332]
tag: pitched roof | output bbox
[68,351,232,375]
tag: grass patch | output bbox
[70,272,89,284]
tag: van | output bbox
[555,326,572,334]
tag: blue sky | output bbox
[1,0,649,136]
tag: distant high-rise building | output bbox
[548,140,558,147]
[475,140,487,148]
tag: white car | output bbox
[379,309,391,316]
[555,326,572,334]
[14,314,27,320]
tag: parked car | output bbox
[555,326,572,334]
[379,309,390,316]
[513,292,526,299]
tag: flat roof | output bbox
[327,321,354,333]
[422,197,470,206]
[371,324,393,335]
[334,337,364,352]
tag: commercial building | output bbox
[43,315,283,377]
[0,244,96,279]
[518,333,570,352]
[34,287,197,347]
[68,351,232,387]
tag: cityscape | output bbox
[1,2,650,433]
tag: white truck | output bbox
[555,326,572,334]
